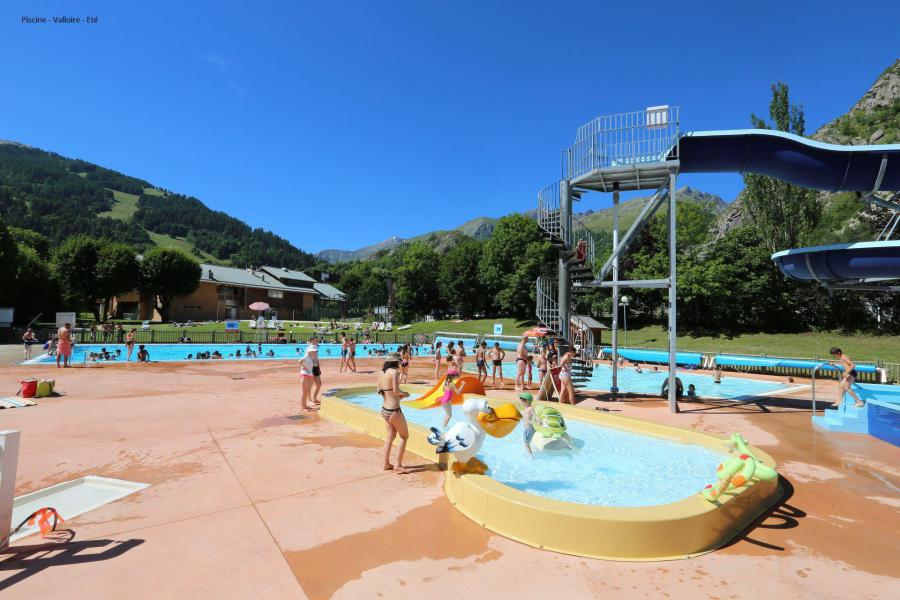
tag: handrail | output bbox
[810,362,829,416]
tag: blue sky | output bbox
[2,1,899,253]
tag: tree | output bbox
[140,247,201,322]
[394,242,440,322]
[479,214,551,318]
[438,238,486,318]
[13,244,60,324]
[9,226,51,259]
[743,82,820,253]
[95,243,140,321]
[53,235,102,320]
[0,219,20,307]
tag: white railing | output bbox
[565,106,680,180]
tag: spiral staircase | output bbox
[534,183,599,389]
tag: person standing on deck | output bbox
[475,341,488,384]
[22,328,38,360]
[347,335,357,372]
[830,347,865,408]
[489,342,506,388]
[339,333,349,372]
[377,354,410,473]
[433,341,443,382]
[514,333,529,391]
[307,336,323,406]
[56,322,73,368]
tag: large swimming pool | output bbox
[343,391,726,507]
[465,361,792,400]
[27,343,434,364]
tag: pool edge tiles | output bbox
[320,387,782,561]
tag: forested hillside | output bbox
[0,142,315,269]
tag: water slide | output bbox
[675,129,900,283]
[402,374,486,409]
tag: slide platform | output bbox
[403,374,486,409]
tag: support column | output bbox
[558,180,571,343]
[667,171,679,413]
[610,184,620,394]
[0,430,21,551]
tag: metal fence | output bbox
[1,326,432,348]
[564,106,680,180]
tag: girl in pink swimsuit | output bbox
[440,368,464,429]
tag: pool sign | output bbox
[493,323,503,335]
[225,320,240,332]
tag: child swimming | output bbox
[519,392,535,456]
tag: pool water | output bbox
[28,343,433,364]
[343,391,727,507]
[465,362,789,400]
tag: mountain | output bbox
[0,142,315,268]
[711,59,900,243]
[316,217,499,263]
[316,236,406,263]
[316,186,725,263]
[579,186,726,235]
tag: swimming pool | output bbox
[27,343,434,364]
[465,361,791,400]
[342,391,726,507]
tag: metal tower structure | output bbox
[535,106,682,411]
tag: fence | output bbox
[600,345,890,384]
[564,106,680,180]
[1,326,433,348]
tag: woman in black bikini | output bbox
[399,344,411,383]
[378,354,410,472]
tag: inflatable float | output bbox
[702,433,778,502]
[530,405,575,452]
[403,374,485,409]
[428,397,521,474]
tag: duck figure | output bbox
[428,396,521,475]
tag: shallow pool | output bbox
[343,391,727,507]
[27,343,433,364]
[465,361,790,400]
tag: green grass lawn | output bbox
[147,231,223,264]
[617,326,900,364]
[393,318,534,336]
[98,189,140,221]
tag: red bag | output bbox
[19,379,38,398]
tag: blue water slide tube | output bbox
[771,241,900,282]
[677,130,900,192]
[715,354,878,373]
[601,348,702,366]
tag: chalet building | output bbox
[114,264,345,322]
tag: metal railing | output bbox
[535,276,560,333]
[564,106,680,180]
[537,182,562,240]
[570,214,597,267]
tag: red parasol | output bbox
[249,302,270,312]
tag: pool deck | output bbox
[1,356,898,599]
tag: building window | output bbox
[268,289,284,299]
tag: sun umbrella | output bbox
[523,327,549,337]
[249,302,270,312]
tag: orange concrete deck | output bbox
[1,357,898,599]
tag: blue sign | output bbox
[225,320,240,332]
[493,323,503,335]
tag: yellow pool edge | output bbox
[320,386,782,561]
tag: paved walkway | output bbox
[0,358,897,599]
